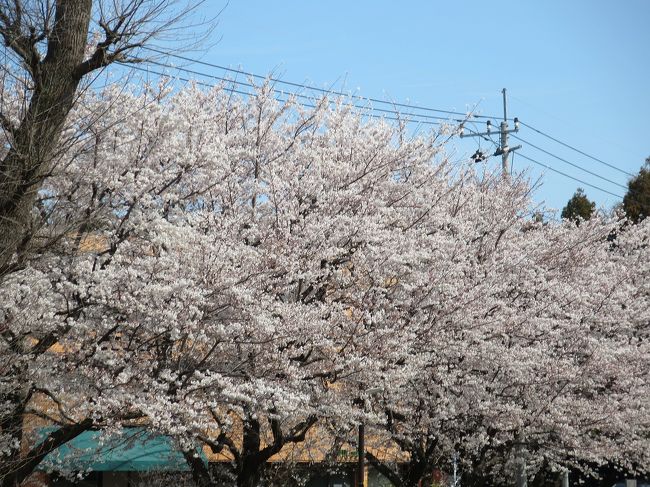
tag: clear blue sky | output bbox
[172,0,649,214]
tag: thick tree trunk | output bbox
[236,418,267,487]
[0,3,94,483]
[182,451,214,487]
[236,462,263,487]
[189,415,311,487]
[0,0,92,274]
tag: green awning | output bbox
[37,427,205,472]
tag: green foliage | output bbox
[561,188,595,223]
[622,157,650,223]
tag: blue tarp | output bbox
[37,427,205,472]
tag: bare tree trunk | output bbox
[0,0,92,274]
[182,451,214,487]
[235,418,266,487]
[0,6,94,482]
[187,413,317,487]
[1,1,210,484]
[236,461,263,487]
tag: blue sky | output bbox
[170,0,649,214]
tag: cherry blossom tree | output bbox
[0,0,211,275]
[1,80,450,486]
[352,186,650,486]
[0,1,213,483]
[1,77,648,487]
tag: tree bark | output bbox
[188,414,317,487]
[236,459,263,487]
[182,450,214,487]
[0,5,96,482]
[0,0,92,274]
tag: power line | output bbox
[511,134,627,190]
[134,48,634,183]
[144,59,457,123]
[517,152,624,199]
[119,62,253,97]
[118,63,446,127]
[119,59,631,199]
[139,46,508,121]
[519,121,634,177]
[466,127,628,196]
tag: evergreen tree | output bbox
[623,157,650,223]
[561,188,596,223]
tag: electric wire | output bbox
[136,49,634,187]
[118,59,632,199]
[464,127,626,197]
[139,46,508,121]
[119,63,448,127]
[144,59,459,123]
[517,153,624,199]
[519,121,634,177]
[511,134,627,190]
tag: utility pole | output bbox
[514,432,527,487]
[357,422,365,487]
[562,470,569,487]
[462,91,527,487]
[514,452,527,487]
[356,387,382,487]
[460,88,521,177]
[451,452,460,487]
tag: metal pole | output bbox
[357,422,365,487]
[514,436,527,487]
[514,458,527,487]
[457,89,519,174]
[562,470,569,487]
[501,88,510,177]
[500,120,509,176]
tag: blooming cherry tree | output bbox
[1,80,648,487]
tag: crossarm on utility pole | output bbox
[460,88,520,177]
